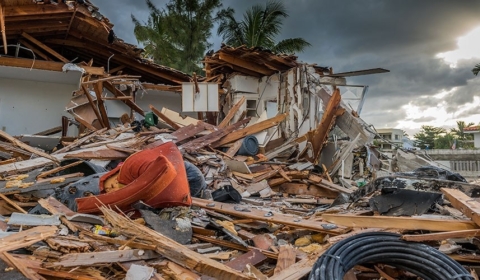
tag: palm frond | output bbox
[273,38,311,54]
[473,63,480,76]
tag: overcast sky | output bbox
[92,0,480,136]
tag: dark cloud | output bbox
[91,0,480,133]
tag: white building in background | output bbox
[375,128,405,151]
[464,125,480,148]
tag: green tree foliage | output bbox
[473,63,480,76]
[434,132,455,149]
[451,120,475,149]
[216,0,311,54]
[131,0,222,73]
[413,125,446,149]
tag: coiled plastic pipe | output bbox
[308,232,473,280]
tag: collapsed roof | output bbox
[0,0,191,85]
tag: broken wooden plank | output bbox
[101,206,252,279]
[53,249,160,267]
[225,249,266,271]
[0,130,59,164]
[0,3,6,55]
[181,118,251,153]
[0,226,58,253]
[441,188,480,227]
[93,81,110,129]
[64,149,129,160]
[315,86,375,145]
[104,81,145,116]
[308,88,342,164]
[226,139,244,157]
[0,193,27,214]
[3,252,44,280]
[213,113,288,147]
[193,198,346,235]
[31,268,98,280]
[402,229,480,242]
[274,183,339,198]
[322,214,479,231]
[219,96,246,128]
[274,245,296,275]
[150,104,181,130]
[52,128,108,155]
[37,160,83,179]
[80,84,104,128]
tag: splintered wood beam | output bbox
[0,129,60,164]
[81,84,104,128]
[309,88,341,164]
[64,7,77,39]
[0,56,103,75]
[402,229,480,242]
[19,39,51,61]
[93,82,110,129]
[101,206,252,280]
[218,96,246,129]
[213,113,288,147]
[218,52,273,76]
[193,198,346,235]
[441,188,480,227]
[104,81,145,116]
[0,4,6,54]
[322,214,479,231]
[180,118,251,153]
[21,32,68,63]
[0,226,58,253]
[150,105,181,130]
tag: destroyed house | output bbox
[0,0,193,138]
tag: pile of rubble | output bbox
[0,79,479,280]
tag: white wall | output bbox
[0,77,79,136]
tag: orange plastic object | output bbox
[76,155,176,214]
[76,141,192,214]
[140,141,192,208]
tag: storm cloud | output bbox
[92,0,480,135]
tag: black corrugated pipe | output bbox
[309,232,474,280]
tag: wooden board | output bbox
[322,214,479,231]
[53,249,160,267]
[402,229,480,242]
[274,183,339,198]
[0,226,57,253]
[274,245,296,275]
[213,113,288,147]
[441,188,480,227]
[101,207,251,279]
[193,198,347,235]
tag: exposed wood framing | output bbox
[218,52,273,76]
[441,188,480,227]
[19,39,51,61]
[93,81,110,129]
[0,3,6,54]
[0,56,104,75]
[322,214,479,231]
[64,7,77,39]
[104,81,145,116]
[81,84,104,128]
[21,32,68,63]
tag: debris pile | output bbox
[0,79,479,280]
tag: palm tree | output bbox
[216,0,311,54]
[451,120,475,149]
[473,63,480,76]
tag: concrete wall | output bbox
[0,77,79,136]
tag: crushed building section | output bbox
[0,1,478,280]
